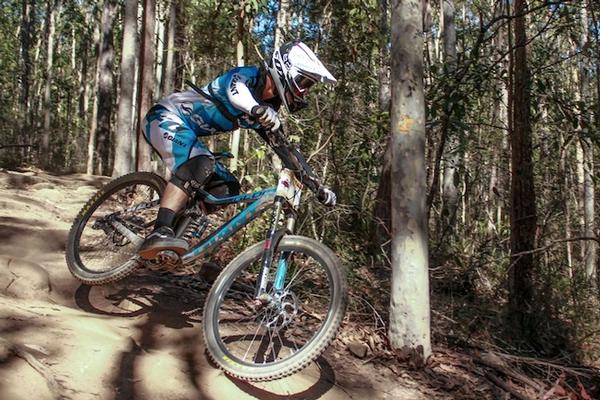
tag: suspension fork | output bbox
[255,196,291,299]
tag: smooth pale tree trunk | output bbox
[440,0,459,238]
[508,0,538,338]
[230,1,245,172]
[113,0,138,177]
[274,0,290,49]
[154,2,165,100]
[388,0,431,363]
[41,0,59,167]
[577,4,596,283]
[270,0,290,171]
[559,132,573,277]
[87,22,101,175]
[161,0,177,96]
[136,0,156,172]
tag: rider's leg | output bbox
[138,105,214,259]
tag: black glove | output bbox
[251,105,281,132]
[317,186,337,207]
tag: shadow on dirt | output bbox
[227,356,336,400]
[74,271,213,399]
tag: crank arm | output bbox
[109,220,144,247]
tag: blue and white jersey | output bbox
[157,66,268,136]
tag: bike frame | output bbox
[180,169,302,297]
[180,187,276,264]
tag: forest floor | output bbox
[0,168,596,400]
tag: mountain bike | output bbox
[65,147,347,381]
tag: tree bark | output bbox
[372,0,391,252]
[41,0,59,168]
[576,4,596,283]
[154,2,165,100]
[274,0,290,49]
[87,21,101,175]
[113,0,138,177]
[95,0,117,175]
[161,0,178,96]
[439,0,460,239]
[388,0,431,363]
[230,1,245,172]
[136,0,156,172]
[508,0,538,338]
[20,0,34,123]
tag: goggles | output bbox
[290,73,317,97]
[285,90,308,113]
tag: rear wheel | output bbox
[66,172,166,285]
[203,236,347,381]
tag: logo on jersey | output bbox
[229,74,241,95]
[180,102,193,116]
[163,132,186,147]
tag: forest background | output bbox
[2,0,600,395]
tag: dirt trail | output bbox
[0,169,436,400]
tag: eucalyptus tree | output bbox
[113,0,139,177]
[388,0,431,362]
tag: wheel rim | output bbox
[75,181,161,274]
[212,246,335,368]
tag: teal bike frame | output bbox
[178,169,302,295]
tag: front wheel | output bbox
[203,235,347,381]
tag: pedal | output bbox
[156,250,182,270]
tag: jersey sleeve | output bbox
[226,73,260,115]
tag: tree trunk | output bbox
[439,0,459,239]
[136,0,156,172]
[20,0,34,125]
[388,0,431,363]
[274,0,290,49]
[95,0,117,175]
[154,2,165,100]
[230,1,245,172]
[41,0,59,168]
[577,4,596,284]
[372,0,391,252]
[161,0,177,95]
[87,21,101,175]
[113,0,138,177]
[508,0,538,338]
[173,2,185,91]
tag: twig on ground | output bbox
[484,371,535,400]
[475,351,544,392]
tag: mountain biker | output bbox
[138,40,338,260]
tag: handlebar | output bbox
[250,105,321,193]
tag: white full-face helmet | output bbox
[267,40,337,113]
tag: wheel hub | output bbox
[263,291,299,330]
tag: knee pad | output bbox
[171,156,215,194]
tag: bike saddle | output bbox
[211,151,234,161]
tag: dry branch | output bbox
[484,371,535,400]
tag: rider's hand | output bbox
[251,105,281,132]
[317,186,336,207]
